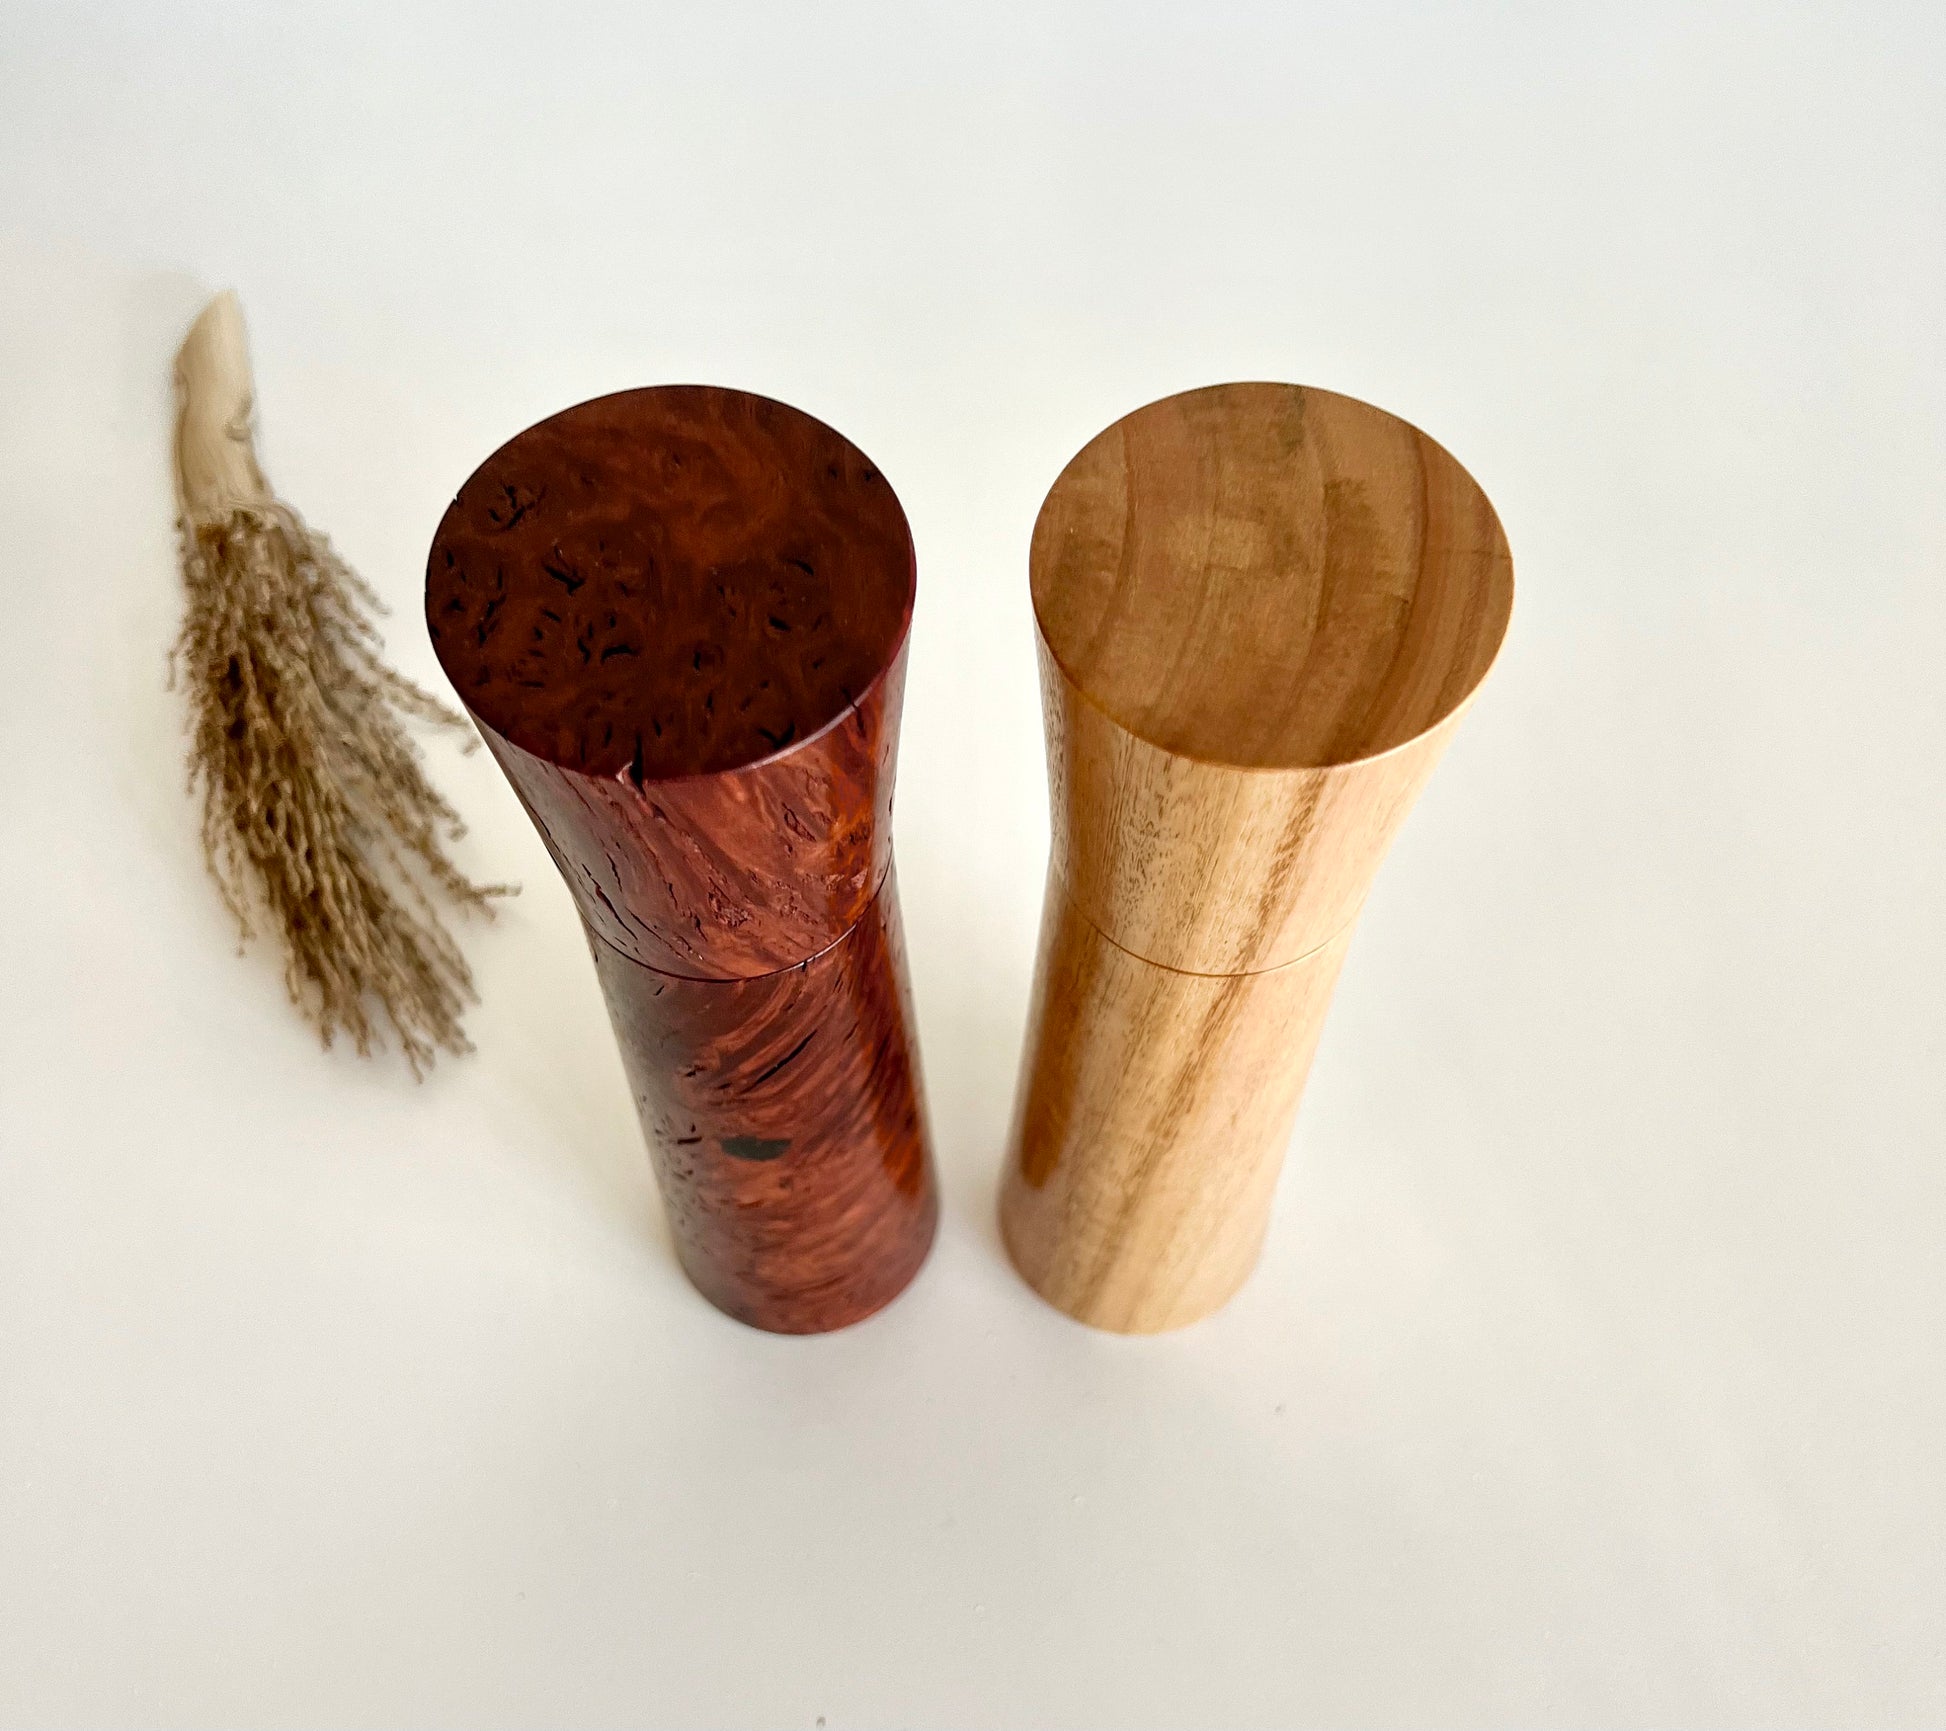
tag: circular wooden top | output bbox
[1030,383,1514,770]
[427,387,914,781]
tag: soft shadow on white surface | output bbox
[2,5,1944,1727]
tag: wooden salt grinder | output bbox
[1001,383,1515,1333]
[427,387,936,1333]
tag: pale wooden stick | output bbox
[174,291,270,518]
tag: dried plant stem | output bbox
[172,293,507,1074]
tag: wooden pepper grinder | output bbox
[427,388,937,1333]
[1002,383,1515,1333]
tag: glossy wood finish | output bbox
[593,871,935,1333]
[429,387,912,981]
[427,387,936,1331]
[1005,383,1514,1332]
[471,657,902,980]
[431,386,911,784]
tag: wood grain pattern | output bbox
[1004,383,1513,1331]
[1002,873,1349,1333]
[1031,382,1509,772]
[592,871,935,1334]
[427,387,935,1331]
[428,387,912,981]
[473,650,902,980]
[430,385,912,783]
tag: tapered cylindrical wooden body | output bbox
[428,386,936,1333]
[1002,383,1514,1333]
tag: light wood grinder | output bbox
[1001,382,1515,1332]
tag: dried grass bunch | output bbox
[172,293,507,1074]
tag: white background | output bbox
[2,3,1943,1725]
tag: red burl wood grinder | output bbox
[427,388,937,1332]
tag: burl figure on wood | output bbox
[427,387,936,1333]
[1003,383,1515,1333]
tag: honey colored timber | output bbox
[1003,383,1514,1333]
